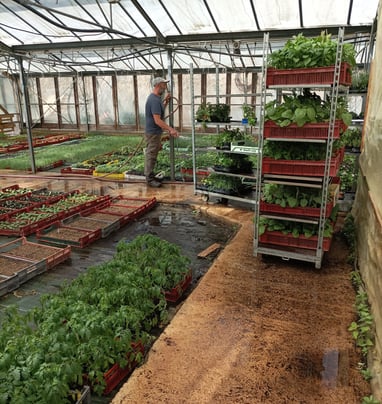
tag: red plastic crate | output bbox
[0,212,63,237]
[263,120,347,140]
[259,230,332,251]
[36,221,101,248]
[164,269,193,303]
[100,197,157,225]
[266,62,352,87]
[0,237,71,270]
[262,148,344,177]
[103,342,145,395]
[260,200,334,218]
[62,213,120,238]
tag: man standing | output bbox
[144,77,179,187]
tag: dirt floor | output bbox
[0,172,371,404]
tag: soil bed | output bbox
[4,243,61,261]
[0,256,31,275]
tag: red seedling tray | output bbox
[0,212,63,237]
[103,342,145,395]
[260,200,334,218]
[263,120,347,140]
[266,62,352,87]
[259,230,332,251]
[1,184,20,192]
[62,213,120,238]
[100,197,156,225]
[164,269,193,303]
[36,221,101,248]
[262,148,344,177]
[110,196,157,208]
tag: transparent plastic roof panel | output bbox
[0,0,379,74]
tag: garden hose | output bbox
[89,95,181,181]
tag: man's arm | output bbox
[153,114,179,137]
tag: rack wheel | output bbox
[202,194,209,202]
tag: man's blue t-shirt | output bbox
[145,93,164,135]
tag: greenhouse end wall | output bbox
[353,0,382,400]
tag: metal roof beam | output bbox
[10,24,374,54]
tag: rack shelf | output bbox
[253,29,348,269]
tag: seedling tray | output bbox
[0,237,71,270]
[266,62,352,87]
[0,212,63,237]
[263,120,347,140]
[262,148,344,177]
[110,196,157,208]
[100,197,157,225]
[62,213,120,238]
[0,273,20,297]
[103,342,145,395]
[259,230,332,251]
[0,254,46,289]
[164,269,193,303]
[36,221,101,248]
[260,201,334,218]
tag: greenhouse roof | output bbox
[0,0,379,75]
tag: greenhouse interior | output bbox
[0,0,382,403]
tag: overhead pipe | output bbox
[18,56,36,174]
[167,48,175,180]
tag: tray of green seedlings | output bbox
[0,210,62,236]
[36,221,102,248]
[61,212,120,238]
[0,237,71,271]
[0,185,32,200]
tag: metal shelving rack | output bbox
[253,28,347,269]
[190,64,260,207]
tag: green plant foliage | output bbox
[265,89,352,128]
[351,70,369,92]
[341,127,362,149]
[268,32,356,69]
[348,289,374,357]
[262,183,333,208]
[0,234,191,401]
[338,154,359,192]
[259,217,334,239]
[215,128,246,149]
[362,395,380,404]
[263,139,342,161]
[242,103,257,126]
[196,103,230,123]
[0,134,142,171]
[200,173,243,194]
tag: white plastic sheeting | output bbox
[0,0,379,74]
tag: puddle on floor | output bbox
[289,348,349,389]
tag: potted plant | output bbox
[242,103,257,126]
[195,103,231,124]
[215,128,246,149]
